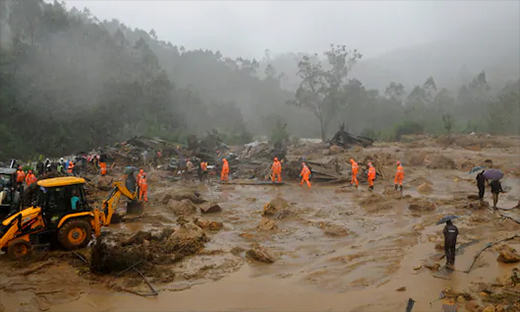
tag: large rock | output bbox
[427,155,456,170]
[97,175,114,191]
[246,246,275,263]
[199,202,222,214]
[194,218,224,231]
[122,230,152,246]
[408,199,436,212]
[257,217,277,231]
[263,197,289,217]
[417,183,433,194]
[496,244,520,263]
[168,199,198,216]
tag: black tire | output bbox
[58,218,92,250]
[7,239,33,261]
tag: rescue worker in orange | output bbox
[137,169,145,181]
[16,166,25,190]
[367,162,376,191]
[138,173,148,202]
[221,158,229,182]
[394,160,404,192]
[25,170,37,187]
[300,162,311,188]
[271,157,282,183]
[199,161,208,182]
[350,158,359,188]
[99,152,107,175]
[67,160,75,174]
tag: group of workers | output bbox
[216,156,405,192]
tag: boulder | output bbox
[408,199,436,212]
[122,230,152,246]
[257,217,277,231]
[262,197,289,217]
[417,183,433,194]
[200,202,222,214]
[246,246,275,263]
[496,244,520,263]
[168,199,198,216]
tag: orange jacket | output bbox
[67,162,75,173]
[395,165,404,181]
[300,166,310,179]
[351,161,358,175]
[25,173,37,186]
[368,166,376,180]
[222,160,229,174]
[138,177,147,189]
[201,162,208,171]
[16,170,26,183]
[271,160,281,174]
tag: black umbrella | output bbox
[436,215,459,225]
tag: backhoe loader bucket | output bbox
[126,201,144,216]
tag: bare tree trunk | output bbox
[319,116,327,142]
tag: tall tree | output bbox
[288,44,361,141]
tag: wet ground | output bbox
[1,138,520,312]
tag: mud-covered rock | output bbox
[257,217,277,231]
[122,230,152,246]
[195,219,224,231]
[322,225,349,237]
[246,247,275,263]
[199,202,222,214]
[417,183,433,194]
[482,305,496,312]
[457,199,489,210]
[155,187,205,204]
[90,238,147,274]
[423,260,440,271]
[96,175,114,191]
[168,199,198,216]
[263,197,289,216]
[496,244,520,263]
[427,155,456,170]
[408,198,436,212]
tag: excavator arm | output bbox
[98,181,140,228]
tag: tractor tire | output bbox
[7,239,33,261]
[58,219,92,250]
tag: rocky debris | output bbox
[457,199,489,210]
[408,198,436,212]
[168,199,198,216]
[194,218,224,231]
[328,145,344,155]
[262,197,291,219]
[423,260,441,271]
[246,246,275,263]
[330,123,373,148]
[90,237,148,274]
[467,194,481,200]
[96,175,115,191]
[257,217,278,231]
[496,244,520,263]
[396,286,406,292]
[417,183,433,194]
[321,224,349,237]
[122,230,152,246]
[154,187,205,205]
[427,155,456,170]
[199,202,222,214]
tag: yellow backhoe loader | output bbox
[0,176,143,260]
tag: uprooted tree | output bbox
[287,45,362,141]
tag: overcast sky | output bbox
[63,1,519,59]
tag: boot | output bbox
[399,185,403,192]
[369,185,374,191]
[394,184,398,191]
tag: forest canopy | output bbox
[0,0,518,160]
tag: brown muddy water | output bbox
[1,145,520,312]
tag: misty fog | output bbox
[0,0,519,159]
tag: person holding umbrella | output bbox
[438,215,459,269]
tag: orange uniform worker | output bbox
[138,173,148,202]
[367,162,376,190]
[350,158,359,187]
[271,157,282,183]
[394,161,404,192]
[16,166,25,184]
[25,170,37,187]
[67,161,75,174]
[137,169,145,181]
[300,162,311,188]
[221,158,229,182]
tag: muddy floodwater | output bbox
[1,138,520,312]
